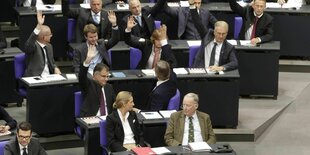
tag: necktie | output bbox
[93,14,100,24]
[188,116,194,143]
[99,88,106,116]
[30,0,36,6]
[251,17,258,39]
[42,46,53,74]
[152,47,160,68]
[22,148,27,155]
[209,42,217,66]
[136,16,142,27]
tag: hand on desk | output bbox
[0,125,10,133]
[250,37,260,45]
[209,66,225,72]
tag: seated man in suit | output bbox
[120,0,165,39]
[62,0,116,42]
[79,47,115,116]
[24,11,61,77]
[17,0,55,7]
[0,106,17,133]
[229,0,273,45]
[5,121,47,155]
[72,11,119,75]
[0,27,7,49]
[163,0,217,40]
[124,16,177,69]
[164,93,216,146]
[189,3,237,71]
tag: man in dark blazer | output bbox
[124,17,177,69]
[73,11,119,75]
[79,50,115,116]
[17,0,55,7]
[229,0,273,45]
[163,0,217,40]
[164,93,216,146]
[120,0,165,39]
[4,121,47,155]
[189,5,238,71]
[24,11,61,77]
[62,0,114,43]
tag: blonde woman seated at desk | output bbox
[106,91,146,152]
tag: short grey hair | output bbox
[184,93,199,104]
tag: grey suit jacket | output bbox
[164,110,216,146]
[4,137,47,155]
[23,32,57,77]
[164,2,217,40]
[73,28,120,74]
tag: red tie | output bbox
[251,17,258,39]
[99,88,106,116]
[152,47,160,68]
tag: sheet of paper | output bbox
[167,2,180,7]
[188,142,212,152]
[159,110,176,118]
[151,147,171,154]
[22,76,47,84]
[141,112,163,119]
[66,74,77,80]
[266,2,301,9]
[80,3,91,9]
[36,5,61,11]
[188,68,206,74]
[117,4,129,10]
[239,40,255,46]
[187,40,201,47]
[173,68,188,75]
[41,74,66,82]
[81,116,101,125]
[227,40,238,46]
[141,69,155,76]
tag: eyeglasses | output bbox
[99,74,110,79]
[181,104,194,109]
[18,135,31,140]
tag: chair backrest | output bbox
[129,47,142,69]
[108,49,112,69]
[74,91,83,117]
[0,141,8,155]
[234,16,243,40]
[154,20,161,29]
[188,45,200,67]
[167,89,180,110]
[14,53,26,79]
[67,18,76,43]
[99,120,108,155]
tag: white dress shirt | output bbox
[117,109,136,144]
[182,112,203,145]
[204,39,223,68]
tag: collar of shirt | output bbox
[156,79,169,87]
[19,143,28,153]
[134,13,142,18]
[117,109,129,122]
[212,39,223,47]
[37,41,46,49]
[91,11,101,18]
[253,12,263,19]
[185,111,198,121]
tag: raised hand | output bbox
[37,11,45,26]
[158,24,167,40]
[108,10,117,26]
[127,16,137,31]
[85,45,97,64]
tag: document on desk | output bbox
[151,147,171,154]
[36,5,61,11]
[80,3,91,9]
[167,2,180,7]
[117,4,129,10]
[111,71,126,78]
[66,74,77,80]
[22,76,47,84]
[240,40,255,47]
[41,74,66,82]
[159,110,176,118]
[266,2,300,9]
[81,116,102,125]
[227,40,238,46]
[141,69,155,76]
[188,68,206,74]
[141,112,163,120]
[173,68,188,75]
[0,131,12,137]
[188,142,212,152]
[187,40,201,46]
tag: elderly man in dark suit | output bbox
[73,11,119,75]
[62,0,115,43]
[120,0,165,39]
[24,11,61,77]
[124,16,177,69]
[164,93,216,146]
[189,3,238,71]
[163,0,217,40]
[229,0,273,45]
[5,121,47,155]
[17,0,55,7]
[79,48,115,116]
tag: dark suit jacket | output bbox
[106,110,145,152]
[4,137,47,155]
[147,72,177,111]
[73,28,119,74]
[229,0,273,43]
[23,32,57,77]
[124,32,177,69]
[190,8,238,71]
[18,0,56,6]
[163,2,217,40]
[79,65,115,117]
[62,4,113,43]
[0,27,7,49]
[0,106,17,130]
[120,0,165,39]
[164,110,216,146]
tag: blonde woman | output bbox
[106,91,145,152]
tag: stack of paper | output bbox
[132,147,156,155]
[239,40,255,46]
[173,68,188,75]
[187,40,201,46]
[36,5,61,11]
[227,40,238,46]
[117,4,129,10]
[159,110,176,118]
[167,2,180,7]
[42,74,66,82]
[188,68,206,74]
[22,76,47,84]
[141,112,163,120]
[81,116,102,125]
[188,142,212,152]
[80,3,90,9]
[111,72,126,78]
[151,147,171,154]
[66,74,77,80]
[141,69,155,76]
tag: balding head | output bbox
[129,0,141,16]
[38,25,52,44]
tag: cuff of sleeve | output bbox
[257,37,261,43]
[83,62,90,67]
[34,28,41,35]
[125,28,131,33]
[112,25,118,30]
[189,5,196,9]
[160,39,168,46]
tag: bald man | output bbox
[189,3,238,71]
[24,11,61,77]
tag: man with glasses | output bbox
[164,93,216,146]
[5,121,47,155]
[79,48,116,116]
[23,11,61,77]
